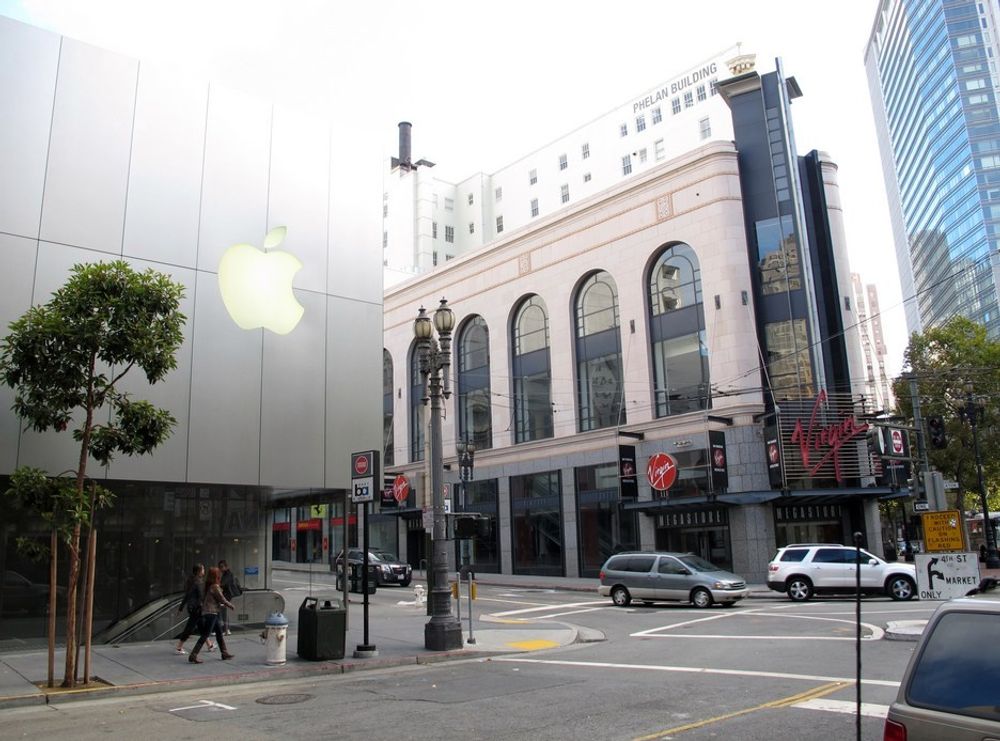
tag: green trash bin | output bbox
[297,596,346,661]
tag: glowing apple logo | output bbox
[218,226,304,335]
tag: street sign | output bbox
[352,476,374,503]
[921,510,966,552]
[943,480,959,490]
[914,552,980,600]
[912,500,930,512]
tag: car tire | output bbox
[401,578,412,588]
[786,576,813,602]
[720,601,738,608]
[886,575,916,601]
[691,587,713,609]
[610,585,631,607]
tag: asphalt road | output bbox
[2,581,938,740]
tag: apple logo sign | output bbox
[218,226,304,335]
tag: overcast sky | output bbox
[1,0,907,379]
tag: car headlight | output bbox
[380,565,391,574]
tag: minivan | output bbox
[597,551,748,608]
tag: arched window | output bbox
[457,316,492,450]
[383,349,394,466]
[647,243,710,417]
[575,271,625,431]
[409,343,425,462]
[512,295,553,443]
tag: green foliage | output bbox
[892,316,1000,511]
[4,467,113,549]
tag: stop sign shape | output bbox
[647,452,678,491]
[392,475,410,504]
[353,454,369,476]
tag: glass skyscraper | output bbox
[866,0,1000,337]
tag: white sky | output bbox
[0,0,908,378]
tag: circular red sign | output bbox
[891,429,904,455]
[353,455,369,475]
[647,452,678,491]
[392,475,410,504]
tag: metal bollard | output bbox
[262,611,288,665]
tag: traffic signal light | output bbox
[927,415,947,449]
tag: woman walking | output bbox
[175,564,214,654]
[189,566,235,663]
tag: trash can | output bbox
[297,596,346,661]
[263,611,288,665]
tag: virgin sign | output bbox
[392,475,410,504]
[647,452,678,492]
[787,390,869,482]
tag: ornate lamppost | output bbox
[960,383,999,569]
[414,299,463,650]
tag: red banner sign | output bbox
[393,475,410,504]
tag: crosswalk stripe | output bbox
[793,698,889,718]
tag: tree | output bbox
[1,261,185,688]
[892,316,1000,514]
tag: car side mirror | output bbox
[680,568,691,575]
[868,559,878,566]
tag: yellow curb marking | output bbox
[633,680,847,740]
[506,639,560,651]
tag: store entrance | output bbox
[653,507,732,571]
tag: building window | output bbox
[496,215,504,233]
[383,349,394,466]
[765,319,815,401]
[530,198,539,217]
[620,123,628,137]
[559,153,568,170]
[445,253,454,261]
[529,169,537,185]
[445,225,455,243]
[697,84,706,102]
[583,172,591,182]
[647,244,710,418]
[433,193,438,208]
[432,251,438,266]
[581,142,590,159]
[495,186,503,201]
[575,463,638,577]
[409,344,425,462]
[622,154,632,176]
[432,221,438,239]
[966,78,987,90]
[382,231,387,248]
[511,471,564,576]
[383,202,388,218]
[652,106,662,124]
[654,139,665,160]
[468,193,474,205]
[575,270,625,431]
[699,117,711,139]
[512,295,553,443]
[561,184,570,203]
[672,97,681,114]
[445,197,454,211]
[457,316,492,450]
[468,222,475,234]
[710,78,718,95]
[684,92,693,108]
[636,114,646,132]
[755,215,801,295]
[638,148,647,163]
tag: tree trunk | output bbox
[83,528,96,684]
[61,523,81,688]
[74,483,98,684]
[48,530,57,689]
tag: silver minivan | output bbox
[597,551,749,608]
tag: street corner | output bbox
[471,626,578,653]
[884,619,927,641]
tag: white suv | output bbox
[767,543,917,602]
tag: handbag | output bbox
[230,578,243,598]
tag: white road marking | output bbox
[533,607,607,619]
[631,613,731,637]
[793,698,889,718]
[169,699,237,712]
[635,634,873,641]
[492,657,901,688]
[631,607,884,640]
[491,600,608,617]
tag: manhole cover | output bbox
[256,693,314,705]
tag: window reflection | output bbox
[457,316,493,450]
[755,216,801,295]
[511,471,563,576]
[765,319,814,400]
[513,296,553,443]
[575,272,625,431]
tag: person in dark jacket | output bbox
[174,564,214,655]
[189,566,234,663]
[218,559,241,635]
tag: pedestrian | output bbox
[174,564,214,655]
[218,559,242,635]
[188,566,234,663]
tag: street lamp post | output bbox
[457,439,476,567]
[414,299,463,651]
[961,383,1000,569]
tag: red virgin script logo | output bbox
[647,452,678,491]
[789,390,869,481]
[713,449,725,469]
[392,475,410,504]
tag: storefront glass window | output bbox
[454,479,499,573]
[511,471,564,576]
[575,463,638,577]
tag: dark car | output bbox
[336,549,412,587]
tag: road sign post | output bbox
[350,450,379,658]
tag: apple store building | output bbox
[0,17,382,644]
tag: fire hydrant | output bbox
[261,611,288,665]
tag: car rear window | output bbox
[625,556,656,573]
[780,549,808,562]
[907,611,1000,722]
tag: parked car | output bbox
[767,543,917,602]
[335,549,412,587]
[883,580,1000,740]
[598,551,749,608]
[2,570,61,616]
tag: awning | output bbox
[623,486,898,514]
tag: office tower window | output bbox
[581,142,590,159]
[699,117,711,139]
[575,270,625,431]
[684,92,693,108]
[457,315,493,450]
[469,222,475,234]
[639,148,647,163]
[654,139,665,160]
[468,193,474,205]
[710,78,718,95]
[445,225,454,243]
[697,84,706,102]
[530,198,539,217]
[622,154,632,175]
[511,295,553,443]
[620,123,628,137]
[652,106,662,124]
[382,231,387,248]
[559,153,568,170]
[636,114,646,132]
[583,172,591,182]
[432,221,438,239]
[445,197,454,210]
[495,186,502,201]
[672,97,681,114]
[529,169,537,185]
[561,184,570,203]
[496,215,504,233]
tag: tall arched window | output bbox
[575,271,625,431]
[512,295,553,443]
[383,349,394,466]
[457,316,492,450]
[409,343,425,462]
[648,243,710,417]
